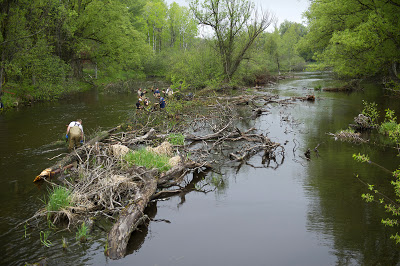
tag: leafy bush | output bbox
[361,100,380,127]
[380,109,400,143]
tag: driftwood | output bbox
[106,160,211,259]
[107,168,158,259]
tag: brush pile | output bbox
[30,94,292,259]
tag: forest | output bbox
[0,0,399,106]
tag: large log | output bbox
[106,169,157,260]
[34,126,120,182]
[106,161,212,260]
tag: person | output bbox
[158,95,166,109]
[166,87,173,97]
[137,88,143,97]
[66,119,84,151]
[143,97,150,107]
[136,99,142,109]
[153,87,160,97]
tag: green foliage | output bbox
[314,85,322,91]
[352,153,370,163]
[124,148,172,172]
[301,0,400,78]
[167,133,185,146]
[40,231,52,248]
[190,0,274,81]
[379,109,400,144]
[390,233,400,244]
[361,193,374,203]
[62,237,68,249]
[361,101,379,127]
[45,186,72,216]
[23,222,30,239]
[76,222,88,243]
[353,103,400,245]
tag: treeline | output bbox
[299,0,400,82]
[0,0,311,107]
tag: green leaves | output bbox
[302,0,400,78]
[352,153,370,163]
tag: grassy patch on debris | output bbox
[124,148,172,172]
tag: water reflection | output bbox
[286,76,400,265]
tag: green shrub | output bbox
[361,100,379,127]
[124,148,172,172]
[380,109,400,143]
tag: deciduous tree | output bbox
[190,0,275,82]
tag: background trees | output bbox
[300,0,400,79]
[0,0,312,106]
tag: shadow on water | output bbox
[1,73,400,265]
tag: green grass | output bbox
[46,186,72,214]
[40,231,52,247]
[124,148,172,172]
[167,133,185,146]
[76,222,88,242]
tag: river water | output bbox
[1,72,400,265]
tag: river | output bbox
[1,72,400,265]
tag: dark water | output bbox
[1,73,400,265]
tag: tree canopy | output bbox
[300,0,400,79]
[0,0,312,106]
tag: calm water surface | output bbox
[1,72,400,265]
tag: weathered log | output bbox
[106,169,157,260]
[106,161,211,259]
[34,126,120,182]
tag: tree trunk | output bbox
[106,169,157,260]
[106,161,211,260]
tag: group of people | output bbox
[65,87,173,152]
[136,87,172,111]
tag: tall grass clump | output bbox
[167,133,185,146]
[46,186,71,215]
[124,148,172,172]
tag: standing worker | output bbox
[158,95,166,110]
[66,119,84,151]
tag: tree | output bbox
[167,3,198,50]
[142,0,168,52]
[190,0,275,82]
[301,0,400,79]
